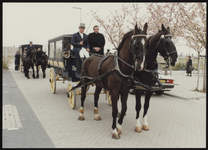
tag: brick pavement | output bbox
[2,63,206,148]
[2,69,55,148]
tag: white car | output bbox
[129,69,174,95]
[155,69,174,95]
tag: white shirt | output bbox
[79,32,83,39]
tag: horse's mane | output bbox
[117,29,133,52]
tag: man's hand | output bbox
[93,47,100,52]
[79,41,83,45]
[86,48,90,52]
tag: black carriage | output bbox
[19,44,43,72]
[47,34,110,109]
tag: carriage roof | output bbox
[48,34,73,42]
[19,44,43,55]
[19,44,43,49]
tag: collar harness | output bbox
[70,33,148,91]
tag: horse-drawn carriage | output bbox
[47,34,110,109]
[48,23,178,139]
[19,44,43,72]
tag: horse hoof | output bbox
[112,133,120,139]
[94,116,102,121]
[78,116,85,120]
[27,77,30,79]
[135,126,142,132]
[142,125,149,131]
[36,76,39,78]
[117,128,122,135]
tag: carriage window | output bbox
[56,40,62,59]
[50,42,54,58]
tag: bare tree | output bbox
[92,4,145,49]
[146,3,182,43]
[177,3,206,91]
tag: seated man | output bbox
[26,41,35,54]
[71,23,90,75]
[14,50,20,70]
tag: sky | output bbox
[3,2,204,56]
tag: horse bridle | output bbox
[156,34,177,67]
[70,33,148,91]
[131,34,147,60]
[130,34,147,70]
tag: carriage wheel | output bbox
[107,91,112,106]
[49,68,56,94]
[68,82,76,109]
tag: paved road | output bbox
[3,63,206,148]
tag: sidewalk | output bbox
[164,70,206,100]
[2,62,206,148]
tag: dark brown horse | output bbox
[133,24,178,132]
[35,51,48,78]
[78,23,148,139]
[23,49,36,79]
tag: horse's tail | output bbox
[70,81,82,92]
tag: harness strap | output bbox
[149,71,164,88]
[132,77,153,91]
[70,68,115,92]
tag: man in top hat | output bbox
[71,23,90,74]
[26,41,35,54]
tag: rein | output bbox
[155,34,177,68]
[70,33,147,91]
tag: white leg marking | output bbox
[117,123,122,131]
[135,118,141,128]
[79,113,84,117]
[143,115,148,125]
[95,114,100,117]
[112,128,118,134]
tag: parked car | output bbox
[154,69,174,95]
[129,69,174,95]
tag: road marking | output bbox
[8,128,18,130]
[3,105,23,130]
[3,91,8,93]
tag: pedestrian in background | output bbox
[186,56,193,77]
[88,25,105,56]
[14,50,20,70]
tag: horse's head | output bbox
[130,22,148,71]
[31,49,37,63]
[41,51,48,64]
[157,24,178,67]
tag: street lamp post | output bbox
[73,7,82,23]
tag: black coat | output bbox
[88,32,105,55]
[71,32,89,59]
[15,54,20,65]
[186,59,192,73]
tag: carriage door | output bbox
[55,40,64,68]
[48,42,55,66]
